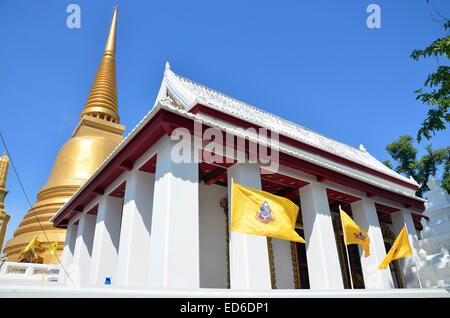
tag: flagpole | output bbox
[339,206,354,289]
[414,253,423,289]
[404,226,423,289]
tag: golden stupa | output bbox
[3,7,125,263]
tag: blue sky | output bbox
[0,0,449,247]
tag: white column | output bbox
[148,136,199,288]
[72,213,96,286]
[115,169,155,287]
[272,238,296,289]
[89,195,123,286]
[299,182,344,289]
[227,163,272,290]
[57,222,78,283]
[351,198,394,289]
[391,210,421,288]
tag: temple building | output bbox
[51,58,429,290]
[3,7,125,263]
[0,5,448,298]
[0,152,11,253]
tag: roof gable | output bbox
[162,66,418,189]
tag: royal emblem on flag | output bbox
[353,231,367,241]
[256,200,274,224]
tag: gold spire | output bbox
[2,7,125,263]
[80,6,120,123]
[104,6,118,57]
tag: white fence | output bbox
[0,262,60,282]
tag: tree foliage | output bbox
[411,3,449,142]
[384,135,449,197]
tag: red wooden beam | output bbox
[274,187,298,196]
[109,180,126,198]
[93,188,104,196]
[118,161,133,171]
[86,203,99,215]
[205,168,228,185]
[162,122,174,136]
[317,176,328,183]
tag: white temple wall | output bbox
[198,183,228,288]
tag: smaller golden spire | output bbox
[0,152,10,189]
[0,151,10,253]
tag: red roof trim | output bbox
[53,108,424,228]
[189,103,418,191]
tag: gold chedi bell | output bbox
[3,6,125,263]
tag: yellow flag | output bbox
[378,225,412,270]
[49,241,58,255]
[231,182,305,243]
[340,208,370,257]
[23,235,38,253]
